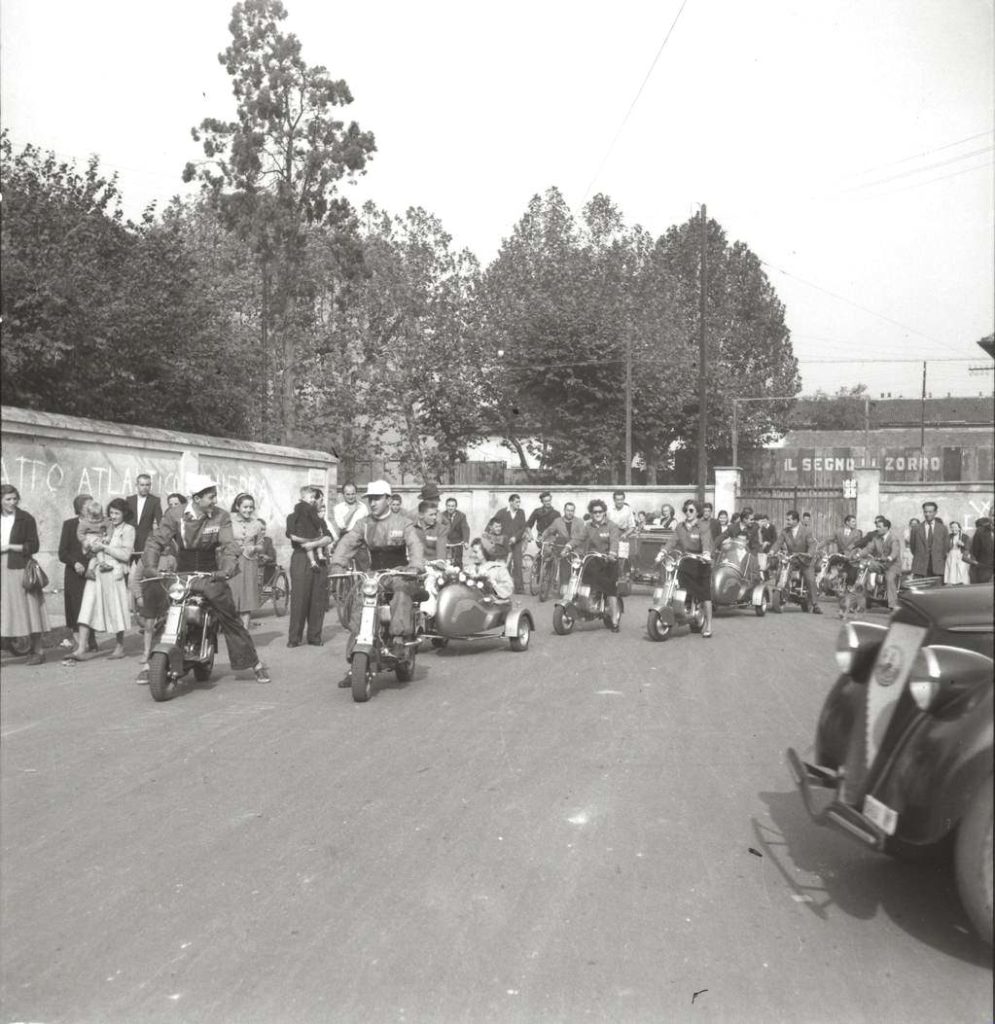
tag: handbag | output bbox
[22,557,49,592]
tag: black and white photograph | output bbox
[1,1,992,1021]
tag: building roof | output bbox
[869,396,993,426]
[779,427,992,449]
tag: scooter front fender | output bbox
[151,642,184,678]
[656,605,677,627]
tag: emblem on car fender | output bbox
[875,645,903,686]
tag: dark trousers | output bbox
[200,579,259,670]
[447,543,464,568]
[509,541,524,592]
[288,549,328,644]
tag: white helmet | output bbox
[185,473,219,498]
[364,479,393,498]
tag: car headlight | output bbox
[168,583,186,601]
[908,647,942,710]
[834,620,888,679]
[908,644,993,712]
[361,579,378,597]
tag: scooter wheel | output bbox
[553,605,575,635]
[148,652,174,702]
[647,610,672,642]
[351,652,372,703]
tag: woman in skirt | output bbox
[566,498,623,632]
[1,484,49,664]
[230,492,265,630]
[666,499,715,638]
[57,493,99,653]
[67,497,135,662]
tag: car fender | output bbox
[876,683,994,844]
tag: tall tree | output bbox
[184,0,375,443]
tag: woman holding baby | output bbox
[64,497,135,663]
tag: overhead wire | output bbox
[833,145,993,196]
[581,0,689,201]
[838,130,994,180]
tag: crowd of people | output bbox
[1,477,992,672]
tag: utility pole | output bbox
[920,360,927,483]
[625,326,632,485]
[731,399,739,470]
[863,395,870,467]
[696,204,708,506]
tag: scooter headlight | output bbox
[168,583,186,601]
[361,579,378,597]
[571,556,582,570]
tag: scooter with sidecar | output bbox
[329,567,424,703]
[553,552,624,634]
[837,556,943,616]
[711,535,771,616]
[646,552,706,641]
[420,565,534,651]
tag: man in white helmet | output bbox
[328,480,425,684]
[141,474,270,683]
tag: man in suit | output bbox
[858,516,903,610]
[494,494,527,594]
[701,503,724,543]
[127,474,162,563]
[440,497,470,567]
[911,501,948,579]
[772,509,822,613]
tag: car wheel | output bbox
[955,775,993,946]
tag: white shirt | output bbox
[331,499,368,537]
[608,503,636,534]
[1,512,14,548]
[136,495,148,522]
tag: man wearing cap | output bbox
[328,480,425,684]
[141,475,270,682]
[286,486,333,647]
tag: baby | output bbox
[77,499,112,571]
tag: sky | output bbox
[2,0,993,400]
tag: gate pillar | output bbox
[714,466,741,518]
[855,466,881,530]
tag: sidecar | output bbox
[421,576,534,652]
[711,536,771,616]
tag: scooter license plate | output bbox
[862,794,898,835]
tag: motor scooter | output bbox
[329,567,424,703]
[768,552,816,613]
[553,552,624,635]
[143,572,220,702]
[838,556,942,616]
[646,552,705,641]
[711,536,771,616]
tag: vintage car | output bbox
[787,583,993,945]
[628,526,675,585]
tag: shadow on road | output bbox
[756,787,990,967]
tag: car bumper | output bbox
[786,747,888,851]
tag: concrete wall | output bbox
[878,481,993,534]
[1,406,336,585]
[388,484,716,552]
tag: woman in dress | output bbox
[230,492,265,630]
[901,517,919,573]
[66,497,135,662]
[57,493,99,653]
[662,498,715,638]
[943,521,971,585]
[1,484,49,664]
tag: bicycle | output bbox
[257,561,289,617]
[530,540,563,602]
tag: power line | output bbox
[581,0,688,200]
[840,130,994,180]
[759,259,943,345]
[835,145,993,195]
[842,157,993,201]
[797,357,981,364]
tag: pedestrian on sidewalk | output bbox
[58,493,99,653]
[1,484,49,665]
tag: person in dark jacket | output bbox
[968,516,993,583]
[58,493,99,652]
[126,474,163,563]
[285,486,332,647]
[440,497,470,567]
[494,494,528,594]
[1,484,49,664]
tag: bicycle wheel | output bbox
[528,554,542,596]
[538,555,558,602]
[271,570,289,617]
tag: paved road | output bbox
[1,593,991,1024]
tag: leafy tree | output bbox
[184,0,375,443]
[789,383,870,431]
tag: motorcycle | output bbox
[329,567,424,703]
[421,565,534,651]
[767,552,816,613]
[646,552,706,641]
[838,557,943,616]
[711,536,771,616]
[143,572,220,702]
[553,552,624,635]
[817,553,850,597]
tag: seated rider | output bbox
[140,475,271,683]
[562,498,622,631]
[328,479,425,685]
[465,538,514,601]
